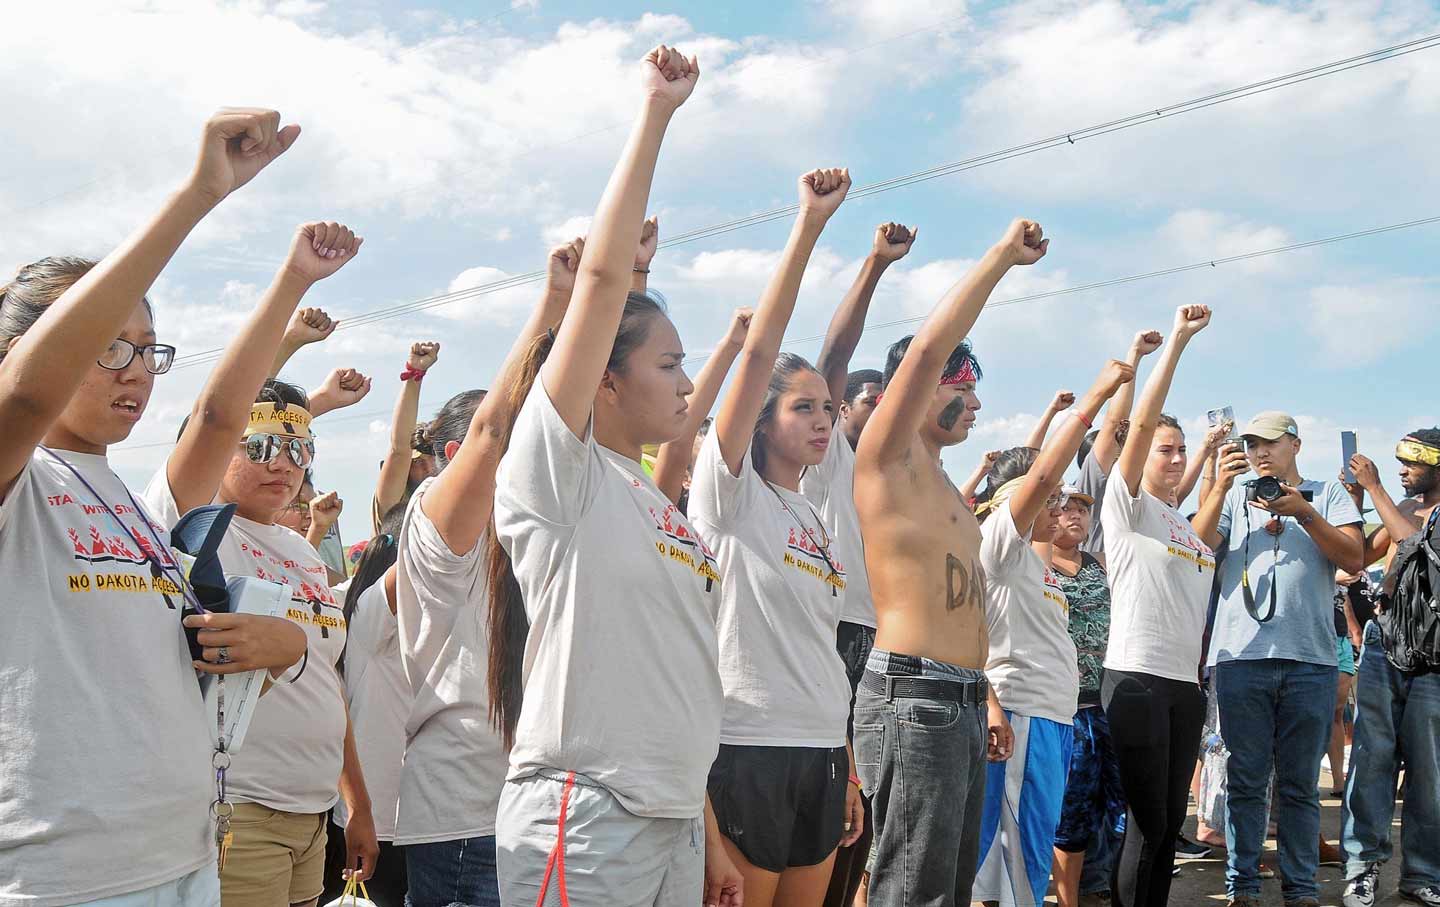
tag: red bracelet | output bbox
[848,774,863,790]
[399,366,427,382]
[1069,407,1093,429]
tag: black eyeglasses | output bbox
[98,339,176,374]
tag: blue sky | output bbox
[1,0,1435,547]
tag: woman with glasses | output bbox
[0,109,308,907]
[969,361,1133,907]
[144,220,380,907]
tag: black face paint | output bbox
[937,397,967,431]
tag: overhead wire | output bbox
[167,30,1440,370]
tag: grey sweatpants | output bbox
[497,769,704,907]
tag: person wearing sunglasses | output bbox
[144,218,380,907]
[970,361,1134,907]
[0,109,309,907]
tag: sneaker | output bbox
[1229,895,1261,907]
[1344,863,1380,907]
[1176,833,1214,860]
[1401,886,1440,906]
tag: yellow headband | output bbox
[244,402,313,440]
[1396,439,1440,468]
[974,476,1027,520]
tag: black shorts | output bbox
[707,743,848,873]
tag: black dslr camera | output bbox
[1244,475,1314,503]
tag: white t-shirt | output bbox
[146,468,348,815]
[689,431,851,748]
[393,478,507,844]
[979,500,1079,725]
[334,581,407,841]
[494,382,724,819]
[800,429,875,628]
[1101,465,1216,682]
[0,450,212,907]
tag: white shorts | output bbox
[497,769,703,907]
[74,866,220,907]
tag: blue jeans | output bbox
[1214,657,1336,900]
[405,836,500,907]
[1342,621,1440,891]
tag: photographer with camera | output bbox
[1338,432,1440,907]
[1193,412,1364,907]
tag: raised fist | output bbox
[996,219,1048,266]
[1048,390,1076,413]
[873,222,917,263]
[312,367,372,414]
[635,216,659,271]
[286,222,364,283]
[978,450,1001,474]
[309,491,343,531]
[799,167,851,221]
[1131,330,1163,356]
[407,342,440,372]
[189,108,301,204]
[546,236,585,295]
[285,307,336,347]
[1173,304,1212,338]
[643,45,700,111]
[723,307,754,349]
[1095,360,1136,397]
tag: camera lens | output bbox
[1256,476,1283,502]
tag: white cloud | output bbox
[443,266,544,326]
[1307,277,1436,363]
[953,1,1440,209]
[542,215,593,245]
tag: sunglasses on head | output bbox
[98,338,176,374]
[242,433,315,468]
[1044,491,1072,510]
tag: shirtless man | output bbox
[853,218,1049,907]
[1340,431,1440,907]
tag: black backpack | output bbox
[1377,507,1440,674]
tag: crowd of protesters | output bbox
[2,43,1437,907]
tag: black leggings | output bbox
[1102,669,1205,907]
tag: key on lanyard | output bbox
[213,800,234,873]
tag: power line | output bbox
[167,30,1438,369]
[677,213,1440,365]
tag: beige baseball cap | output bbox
[1241,411,1299,441]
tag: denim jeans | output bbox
[1342,621,1440,891]
[1214,657,1336,900]
[853,665,988,907]
[405,836,500,907]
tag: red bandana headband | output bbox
[875,360,977,404]
[939,360,978,386]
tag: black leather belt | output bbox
[860,669,988,706]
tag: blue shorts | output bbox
[1337,636,1356,676]
[974,712,1074,906]
[1055,706,1126,853]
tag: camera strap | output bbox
[1241,503,1280,623]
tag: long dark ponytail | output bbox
[485,329,554,748]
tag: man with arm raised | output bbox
[852,218,1049,907]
